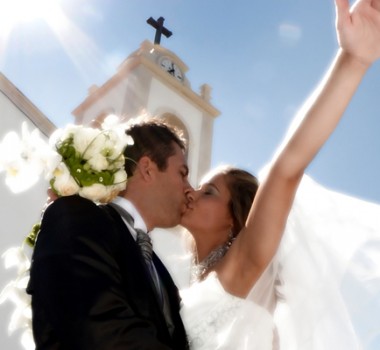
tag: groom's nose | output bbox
[185,187,196,203]
[183,178,193,193]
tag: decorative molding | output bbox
[72,41,220,120]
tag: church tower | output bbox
[72,17,220,185]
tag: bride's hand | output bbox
[336,0,380,65]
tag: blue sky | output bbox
[1,0,380,203]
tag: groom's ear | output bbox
[137,156,158,182]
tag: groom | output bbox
[27,118,191,349]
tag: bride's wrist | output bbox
[338,48,373,71]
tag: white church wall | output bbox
[0,91,49,350]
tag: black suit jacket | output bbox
[27,195,189,350]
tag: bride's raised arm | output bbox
[220,0,380,296]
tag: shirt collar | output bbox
[112,196,148,233]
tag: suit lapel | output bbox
[102,205,171,330]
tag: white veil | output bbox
[253,174,380,349]
[251,95,380,349]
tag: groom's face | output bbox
[152,143,191,227]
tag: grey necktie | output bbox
[108,204,162,299]
[134,228,163,305]
[109,203,174,333]
[135,228,153,266]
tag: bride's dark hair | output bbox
[220,166,259,236]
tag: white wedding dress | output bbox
[180,272,276,349]
[179,175,380,350]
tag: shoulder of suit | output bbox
[45,195,102,217]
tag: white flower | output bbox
[0,129,40,193]
[101,115,134,148]
[72,127,100,155]
[0,123,61,193]
[0,245,32,342]
[8,287,31,333]
[101,114,122,129]
[86,153,109,172]
[52,163,80,196]
[114,169,128,187]
[48,126,66,148]
[2,247,30,275]
[42,150,63,180]
[4,164,40,193]
[79,183,110,203]
[21,328,34,350]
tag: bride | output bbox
[179,0,380,348]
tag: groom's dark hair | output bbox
[124,117,187,177]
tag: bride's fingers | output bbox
[357,0,380,12]
[350,0,380,13]
[372,0,380,12]
[335,0,351,30]
[336,0,380,32]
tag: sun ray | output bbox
[45,9,106,84]
[0,0,63,64]
[0,0,106,84]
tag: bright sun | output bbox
[0,0,66,48]
[0,0,101,85]
[0,0,63,26]
[0,0,69,61]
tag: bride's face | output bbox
[181,174,233,239]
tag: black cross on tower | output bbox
[146,16,172,45]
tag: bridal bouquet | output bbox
[0,114,132,349]
[0,114,132,203]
